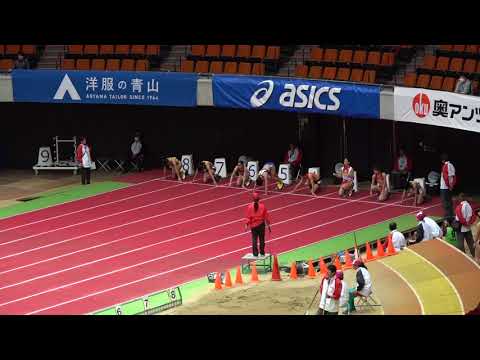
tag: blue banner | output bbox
[12,70,197,107]
[212,75,381,118]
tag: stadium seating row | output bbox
[180,60,265,75]
[188,45,280,61]
[307,48,396,67]
[294,64,376,83]
[66,45,160,57]
[0,45,38,57]
[61,58,150,72]
[403,72,479,93]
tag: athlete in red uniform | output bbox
[370,166,389,201]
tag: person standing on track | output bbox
[317,264,342,315]
[440,153,456,223]
[76,137,92,185]
[244,192,271,258]
[454,193,477,256]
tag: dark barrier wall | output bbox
[0,103,299,171]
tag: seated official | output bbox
[414,211,443,243]
[123,132,144,173]
[284,143,302,178]
[391,148,412,190]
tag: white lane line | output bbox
[0,195,319,291]
[0,180,182,235]
[0,186,317,276]
[378,260,426,315]
[1,194,402,311]
[0,176,167,225]
[405,248,465,315]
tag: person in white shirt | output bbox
[389,222,406,252]
[415,211,443,243]
[347,260,373,312]
[440,153,456,222]
[317,264,343,315]
[454,75,472,95]
[75,137,92,185]
[454,193,477,256]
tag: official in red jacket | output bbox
[244,192,271,257]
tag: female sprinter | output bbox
[244,192,271,257]
[293,170,322,196]
[333,158,355,197]
[229,155,252,187]
[196,160,221,185]
[164,157,185,182]
[402,179,426,206]
[255,161,283,195]
[370,166,389,201]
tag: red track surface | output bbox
[0,175,443,314]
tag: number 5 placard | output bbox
[278,163,292,185]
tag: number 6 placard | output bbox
[247,161,259,181]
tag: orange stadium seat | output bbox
[0,59,13,72]
[265,46,280,60]
[68,45,83,56]
[131,45,146,56]
[295,64,308,78]
[135,59,149,71]
[430,75,443,90]
[442,77,456,92]
[195,60,209,73]
[367,51,381,66]
[76,59,90,70]
[449,58,463,72]
[180,59,194,72]
[99,45,114,56]
[91,59,105,71]
[146,45,160,57]
[435,56,450,71]
[350,68,364,82]
[463,59,477,73]
[465,45,478,54]
[61,58,75,70]
[0,45,4,56]
[439,44,452,52]
[416,74,431,88]
[252,63,265,76]
[250,45,266,60]
[115,45,130,56]
[21,45,36,56]
[476,62,480,74]
[381,52,395,66]
[403,73,417,87]
[6,45,21,55]
[308,65,323,79]
[83,45,98,56]
[121,59,135,71]
[236,45,251,59]
[421,55,436,69]
[337,49,353,64]
[363,70,376,83]
[352,50,367,65]
[224,62,238,74]
[209,61,223,73]
[323,66,337,80]
[205,45,221,58]
[191,45,206,57]
[324,49,338,63]
[452,45,465,52]
[106,59,120,71]
[336,67,351,81]
[221,45,236,58]
[310,48,324,62]
[238,62,252,75]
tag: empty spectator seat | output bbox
[465,45,478,54]
[221,45,236,58]
[250,45,266,60]
[463,58,477,73]
[131,45,146,56]
[76,59,90,70]
[265,46,280,60]
[236,45,251,59]
[209,61,223,73]
[323,66,337,80]
[449,58,463,72]
[366,51,381,66]
[135,59,149,71]
[381,52,395,66]
[99,45,114,56]
[403,72,417,87]
[352,50,367,65]
[338,49,353,64]
[68,45,83,56]
[21,45,36,56]
[421,55,436,69]
[205,45,221,58]
[310,47,324,62]
[252,63,265,75]
[363,70,376,83]
[416,74,431,88]
[295,64,308,78]
[224,61,238,74]
[195,60,209,73]
[84,45,98,56]
[442,77,456,92]
[180,59,194,73]
[430,75,443,90]
[308,65,323,79]
[61,58,75,70]
[191,45,206,57]
[6,45,21,55]
[439,44,452,52]
[91,59,105,71]
[0,59,13,72]
[323,49,338,63]
[238,62,252,75]
[146,45,160,57]
[452,45,466,52]
[336,67,351,81]
[121,59,135,71]
[350,68,364,82]
[115,45,130,56]
[106,59,120,71]
[435,56,450,71]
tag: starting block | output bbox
[241,253,272,274]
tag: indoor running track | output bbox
[0,177,442,314]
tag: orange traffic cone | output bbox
[387,235,397,256]
[376,239,386,258]
[343,250,353,269]
[334,256,342,271]
[214,272,223,290]
[271,255,282,281]
[319,257,328,275]
[365,242,375,262]
[307,259,316,278]
[224,270,233,288]
[235,266,243,285]
[251,263,259,283]
[290,261,298,280]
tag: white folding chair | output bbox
[353,171,358,193]
[386,174,391,193]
